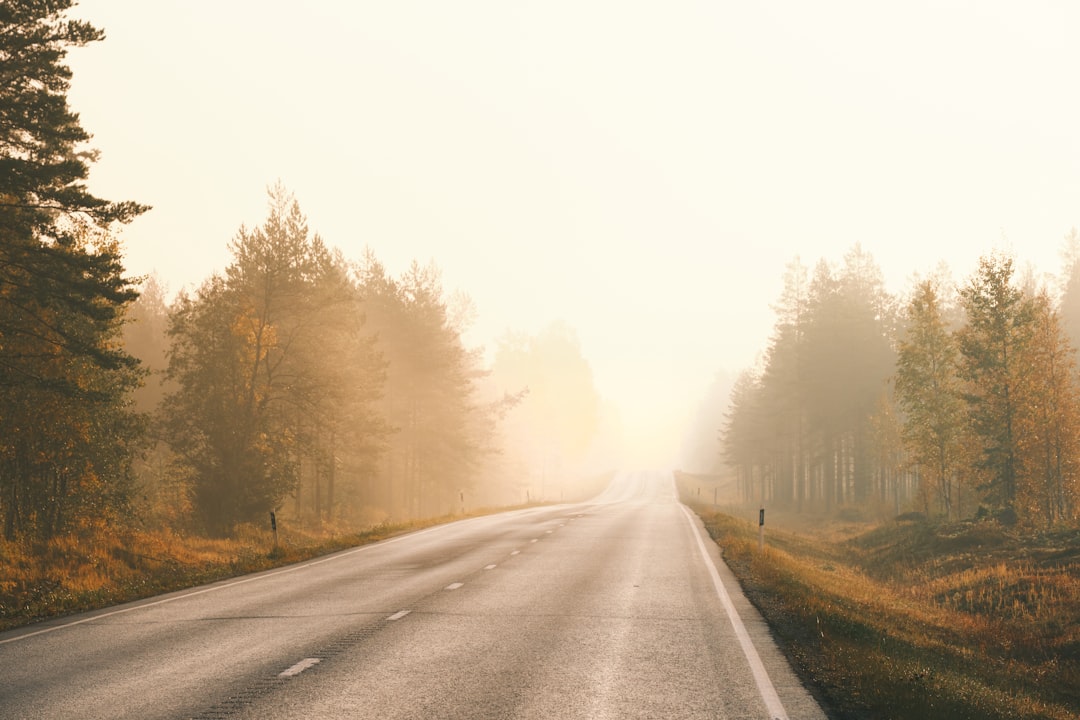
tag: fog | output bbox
[67,1,1079,468]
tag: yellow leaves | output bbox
[230,303,278,363]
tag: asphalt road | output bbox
[0,471,827,719]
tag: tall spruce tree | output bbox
[957,253,1033,516]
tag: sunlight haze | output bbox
[66,1,1079,468]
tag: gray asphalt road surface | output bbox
[0,471,826,719]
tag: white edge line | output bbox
[0,522,451,646]
[680,504,789,720]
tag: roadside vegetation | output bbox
[689,500,1080,720]
[1,468,611,633]
[0,517,441,632]
[0,509,511,633]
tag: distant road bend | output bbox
[0,471,826,719]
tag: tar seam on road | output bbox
[680,503,789,720]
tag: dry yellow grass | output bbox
[0,513,468,631]
[696,506,1080,720]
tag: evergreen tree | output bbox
[720,368,766,504]
[957,253,1033,516]
[800,247,895,508]
[895,279,966,518]
[0,1,145,225]
[0,1,147,540]
[759,257,809,508]
[355,253,491,519]
[163,188,383,533]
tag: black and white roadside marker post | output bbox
[758,507,765,552]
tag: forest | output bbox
[0,2,606,548]
[5,1,1080,557]
[720,242,1080,529]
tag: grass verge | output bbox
[693,506,1080,720]
[0,510,505,633]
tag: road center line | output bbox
[278,657,320,678]
[680,504,789,720]
[387,610,411,621]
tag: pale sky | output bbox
[66,1,1079,467]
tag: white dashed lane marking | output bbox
[445,582,464,591]
[387,610,410,621]
[484,564,497,570]
[279,658,320,678]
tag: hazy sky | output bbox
[66,1,1079,466]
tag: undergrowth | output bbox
[0,513,477,632]
[695,507,1080,720]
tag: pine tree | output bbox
[0,1,145,225]
[163,188,383,533]
[0,1,147,540]
[356,254,491,519]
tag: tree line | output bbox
[721,244,1080,528]
[0,3,605,544]
[125,186,606,537]
[138,185,521,534]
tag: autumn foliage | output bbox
[722,248,1080,529]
